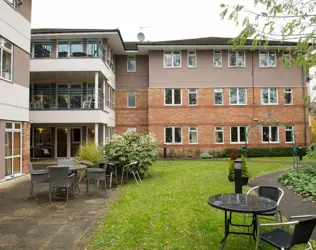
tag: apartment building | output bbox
[0,0,32,180]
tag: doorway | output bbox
[56,128,68,157]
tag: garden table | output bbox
[208,193,277,250]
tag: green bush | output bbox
[103,132,159,176]
[75,140,103,167]
[200,152,213,159]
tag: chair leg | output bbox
[86,178,89,193]
[132,171,138,184]
[66,188,69,203]
[79,169,86,183]
[121,170,125,184]
[97,180,99,187]
[136,171,141,182]
[308,241,313,250]
[279,211,283,222]
[49,186,51,203]
[110,173,113,188]
[30,182,34,197]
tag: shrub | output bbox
[75,140,103,167]
[200,152,214,159]
[306,143,316,160]
[103,132,159,176]
[228,160,234,180]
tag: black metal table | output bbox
[208,194,277,250]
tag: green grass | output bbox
[90,160,310,250]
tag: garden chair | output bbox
[86,168,106,193]
[105,162,118,188]
[255,215,316,250]
[48,166,76,203]
[78,159,93,183]
[28,162,49,197]
[121,161,141,184]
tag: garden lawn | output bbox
[90,160,308,250]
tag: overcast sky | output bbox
[31,0,253,42]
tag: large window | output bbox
[259,51,276,67]
[284,88,293,105]
[187,51,197,68]
[188,88,198,105]
[189,127,198,144]
[230,88,247,105]
[230,126,247,143]
[127,56,136,72]
[285,126,294,143]
[165,127,182,144]
[70,41,83,56]
[164,51,181,68]
[0,37,13,81]
[164,89,182,105]
[33,43,52,58]
[262,126,279,143]
[215,126,224,144]
[214,89,223,105]
[213,51,222,68]
[261,88,278,104]
[228,51,246,67]
[127,91,136,108]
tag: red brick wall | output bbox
[22,122,30,174]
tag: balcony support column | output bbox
[95,123,99,146]
[103,124,106,144]
[103,79,106,110]
[95,72,99,109]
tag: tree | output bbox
[220,0,316,70]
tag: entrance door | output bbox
[57,128,68,157]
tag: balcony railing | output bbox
[30,88,107,111]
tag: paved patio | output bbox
[0,174,120,250]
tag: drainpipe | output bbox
[302,67,307,146]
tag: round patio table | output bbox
[208,194,277,250]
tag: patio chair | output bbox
[105,162,117,188]
[78,159,94,183]
[48,166,76,203]
[28,162,49,197]
[121,161,141,184]
[86,168,106,193]
[255,215,316,250]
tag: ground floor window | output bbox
[189,126,198,144]
[230,126,247,143]
[285,126,294,143]
[31,128,52,158]
[165,127,182,144]
[262,126,279,143]
[215,127,224,144]
[5,122,22,177]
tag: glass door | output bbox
[57,128,68,157]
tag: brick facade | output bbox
[22,121,30,174]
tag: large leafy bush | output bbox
[103,132,159,175]
[75,140,103,167]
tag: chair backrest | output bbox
[258,186,281,203]
[290,216,316,247]
[58,158,74,166]
[48,166,70,187]
[28,162,34,174]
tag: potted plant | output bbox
[241,155,249,185]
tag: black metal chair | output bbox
[86,168,106,193]
[48,166,76,203]
[28,162,49,197]
[105,162,117,188]
[121,161,141,184]
[255,215,316,250]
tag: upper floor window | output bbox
[213,51,222,68]
[214,88,223,105]
[261,88,278,105]
[187,51,197,68]
[188,88,198,106]
[164,89,182,106]
[57,40,89,58]
[284,88,293,105]
[127,92,136,108]
[283,51,291,69]
[57,41,69,57]
[164,51,181,68]
[33,43,52,58]
[230,88,247,105]
[127,56,136,72]
[0,37,13,81]
[228,51,246,67]
[262,126,279,143]
[259,51,276,67]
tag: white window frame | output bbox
[5,0,16,8]
[127,55,136,72]
[188,88,198,106]
[164,126,183,145]
[188,126,198,144]
[213,50,222,68]
[284,88,293,105]
[285,125,294,144]
[262,126,279,143]
[259,51,277,68]
[164,89,182,106]
[228,51,246,68]
[229,88,247,105]
[230,126,247,144]
[283,51,291,68]
[261,88,278,105]
[0,37,13,82]
[214,88,224,105]
[164,51,182,68]
[127,127,137,133]
[214,126,224,144]
[187,51,197,68]
[127,91,136,108]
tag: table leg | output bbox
[220,210,229,250]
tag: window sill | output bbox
[0,76,13,83]
[215,142,224,144]
[187,66,197,69]
[286,142,294,144]
[284,104,293,105]
[165,143,183,145]
[164,104,183,106]
[214,104,224,106]
[228,66,246,68]
[213,66,223,69]
[259,66,277,68]
[230,142,246,144]
[229,104,247,106]
[262,142,280,144]
[188,104,198,106]
[261,103,279,105]
[127,107,136,108]
[189,143,198,145]
[163,66,182,69]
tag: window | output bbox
[284,88,293,105]
[127,92,136,108]
[259,51,276,67]
[165,127,182,144]
[127,127,137,133]
[57,41,69,57]
[164,51,181,68]
[127,56,136,72]
[262,126,279,143]
[215,127,224,144]
[285,126,294,143]
[230,126,247,143]
[70,41,83,56]
[188,88,198,105]
[0,37,13,81]
[228,51,245,67]
[71,128,81,143]
[214,89,223,105]
[32,43,52,58]
[230,88,247,105]
[283,51,291,68]
[189,127,198,144]
[187,51,197,68]
[261,88,278,104]
[213,51,222,68]
[5,0,15,7]
[164,89,182,105]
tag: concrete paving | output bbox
[0,175,120,250]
